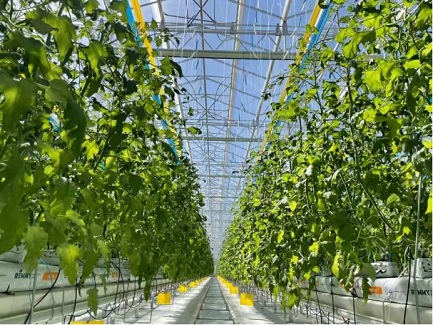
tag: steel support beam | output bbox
[198,175,246,178]
[156,49,297,60]
[183,136,263,142]
[187,120,269,128]
[194,162,247,167]
[201,210,233,212]
[160,21,322,36]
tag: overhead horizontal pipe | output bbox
[182,136,263,142]
[202,195,239,198]
[156,49,297,60]
[198,175,246,178]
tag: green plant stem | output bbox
[0,136,11,161]
[344,66,391,230]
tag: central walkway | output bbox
[118,277,312,324]
[195,278,234,324]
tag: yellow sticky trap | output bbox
[240,293,254,306]
[157,292,172,305]
[179,285,188,293]
[230,285,238,294]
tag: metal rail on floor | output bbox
[194,277,235,324]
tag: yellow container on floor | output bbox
[157,292,172,304]
[229,285,238,294]
[240,293,254,306]
[190,281,197,288]
[179,284,188,293]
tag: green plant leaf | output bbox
[65,210,85,227]
[415,3,432,29]
[3,31,57,79]
[49,177,75,218]
[277,230,284,244]
[404,60,420,71]
[362,277,371,302]
[309,242,319,256]
[84,41,108,76]
[0,204,27,254]
[289,200,297,211]
[85,0,99,13]
[23,226,48,272]
[90,223,103,237]
[97,239,109,262]
[0,71,36,134]
[170,60,183,77]
[426,197,432,215]
[422,140,432,149]
[87,288,99,315]
[26,9,76,61]
[60,99,87,157]
[82,249,99,280]
[159,141,177,161]
[361,262,376,281]
[317,198,325,211]
[328,210,346,229]
[187,126,202,135]
[386,193,400,205]
[342,31,376,59]
[362,109,376,123]
[318,0,329,9]
[57,244,81,285]
[160,56,173,76]
[45,79,72,106]
[332,254,342,278]
[82,140,99,160]
[364,70,382,93]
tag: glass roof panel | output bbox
[136,0,336,259]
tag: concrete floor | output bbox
[218,279,311,324]
[109,277,312,324]
[195,278,234,324]
[125,279,211,324]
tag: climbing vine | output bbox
[218,0,431,309]
[0,0,213,309]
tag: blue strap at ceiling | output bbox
[272,1,331,132]
[125,1,180,161]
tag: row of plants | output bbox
[0,0,213,311]
[217,0,431,309]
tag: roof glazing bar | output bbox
[182,136,263,142]
[156,49,297,60]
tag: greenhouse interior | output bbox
[0,0,431,324]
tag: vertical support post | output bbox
[28,265,39,323]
